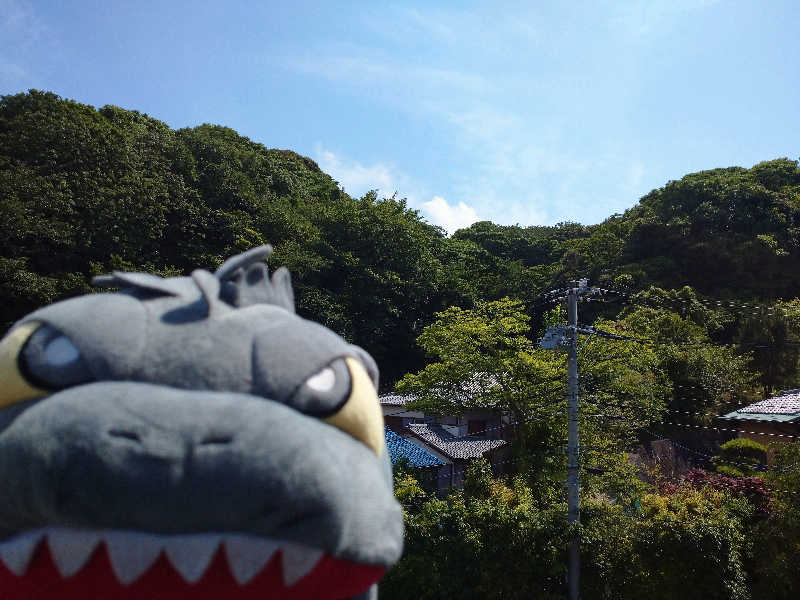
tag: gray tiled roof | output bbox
[405,423,505,460]
[721,389,800,422]
[379,394,417,406]
[381,373,501,408]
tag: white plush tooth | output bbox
[0,529,44,575]
[48,528,102,577]
[281,543,323,587]
[224,535,281,585]
[163,534,220,584]
[105,531,162,585]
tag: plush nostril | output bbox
[108,429,141,443]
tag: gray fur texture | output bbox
[0,246,402,575]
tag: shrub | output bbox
[713,438,767,477]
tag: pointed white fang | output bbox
[163,535,221,584]
[224,535,281,585]
[105,531,162,585]
[0,529,44,576]
[281,543,323,587]
[47,529,102,577]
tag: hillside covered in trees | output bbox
[4,90,800,598]
[3,90,800,388]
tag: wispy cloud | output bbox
[290,5,659,227]
[421,196,481,235]
[289,55,488,101]
[313,143,402,199]
[314,144,482,234]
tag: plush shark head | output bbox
[0,246,402,599]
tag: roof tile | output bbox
[405,423,505,460]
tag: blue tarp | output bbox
[385,427,446,467]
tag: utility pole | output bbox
[566,285,580,600]
[540,279,592,600]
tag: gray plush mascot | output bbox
[0,246,403,599]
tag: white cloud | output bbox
[314,145,482,234]
[421,196,480,235]
[314,143,399,198]
[290,6,656,227]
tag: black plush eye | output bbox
[291,358,352,417]
[19,325,93,390]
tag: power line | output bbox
[656,420,800,441]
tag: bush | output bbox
[383,477,567,600]
[713,438,767,477]
[749,444,800,599]
[583,486,750,600]
[680,468,772,518]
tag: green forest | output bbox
[3,90,800,598]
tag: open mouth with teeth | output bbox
[0,529,386,599]
[0,246,404,599]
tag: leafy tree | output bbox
[735,299,800,397]
[383,470,567,600]
[752,443,800,599]
[386,464,752,600]
[618,287,757,421]
[396,298,669,488]
[583,486,751,600]
[396,298,561,419]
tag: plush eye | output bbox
[305,367,336,392]
[42,336,80,366]
[20,325,93,389]
[291,359,352,417]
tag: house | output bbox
[403,422,506,488]
[379,376,511,489]
[384,428,452,491]
[719,388,800,444]
[380,394,425,434]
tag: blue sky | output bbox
[2,1,798,234]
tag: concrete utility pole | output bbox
[566,285,580,600]
[540,279,593,600]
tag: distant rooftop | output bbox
[720,389,800,423]
[379,394,417,406]
[380,373,501,408]
[405,423,505,460]
[385,428,446,468]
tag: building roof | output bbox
[385,428,446,468]
[405,423,506,460]
[379,394,417,407]
[380,373,501,409]
[720,389,800,423]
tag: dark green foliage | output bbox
[462,457,493,500]
[0,91,448,383]
[621,160,800,296]
[385,469,752,600]
[587,487,750,600]
[383,475,567,600]
[753,444,800,599]
[713,439,768,477]
[734,300,800,397]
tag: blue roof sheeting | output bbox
[385,428,446,468]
